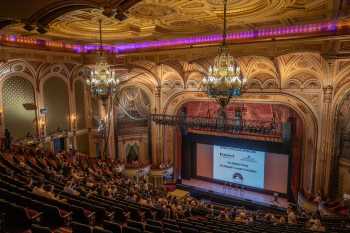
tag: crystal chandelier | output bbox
[86,19,119,99]
[86,19,120,159]
[202,0,246,109]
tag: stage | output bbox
[180,179,289,210]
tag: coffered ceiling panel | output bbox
[0,0,344,43]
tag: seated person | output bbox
[309,218,325,232]
[32,182,46,196]
[44,185,66,202]
[64,181,80,196]
[287,208,297,224]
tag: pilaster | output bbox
[151,86,161,165]
[318,59,336,197]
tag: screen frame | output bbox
[182,133,292,197]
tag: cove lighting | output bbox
[0,20,341,54]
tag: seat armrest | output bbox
[62,211,72,219]
[88,212,96,225]
[31,212,42,220]
[106,211,115,220]
[87,211,96,219]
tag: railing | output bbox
[151,114,283,139]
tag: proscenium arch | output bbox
[163,91,319,194]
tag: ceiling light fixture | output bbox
[86,19,119,100]
[86,19,120,159]
[201,0,246,111]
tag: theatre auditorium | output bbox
[0,0,349,232]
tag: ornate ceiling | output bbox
[0,0,345,43]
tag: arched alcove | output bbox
[334,92,350,197]
[117,86,151,164]
[43,77,69,134]
[2,76,36,139]
[74,80,86,129]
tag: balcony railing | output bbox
[151,114,283,140]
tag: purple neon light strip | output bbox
[1,21,338,54]
[72,21,337,53]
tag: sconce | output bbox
[38,117,46,137]
[70,114,77,130]
[0,108,3,126]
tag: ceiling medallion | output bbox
[128,3,176,19]
[202,0,246,113]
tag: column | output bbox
[151,86,161,165]
[316,59,335,197]
[85,89,95,157]
[107,98,116,160]
[319,84,335,196]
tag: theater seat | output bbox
[146,219,162,227]
[104,221,122,233]
[71,221,92,233]
[163,222,179,230]
[164,228,181,233]
[123,226,141,233]
[93,226,113,233]
[181,226,199,233]
[127,220,144,231]
[31,224,52,233]
[145,224,162,233]
[5,203,41,231]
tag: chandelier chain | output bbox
[223,0,227,46]
[99,19,103,52]
[201,0,246,111]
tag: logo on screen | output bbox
[240,155,256,163]
[233,172,243,181]
[220,152,235,159]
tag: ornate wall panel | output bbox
[74,80,86,129]
[2,76,36,139]
[334,92,350,197]
[77,134,90,155]
[117,86,151,163]
[43,77,69,134]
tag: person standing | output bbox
[4,129,11,151]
